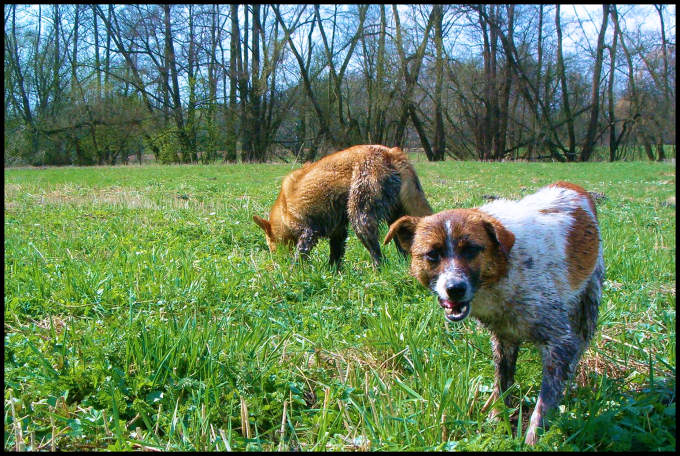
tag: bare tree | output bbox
[607,6,619,161]
[5,5,38,158]
[555,5,577,160]
[580,4,609,162]
[432,4,446,161]
[392,5,436,156]
[274,5,334,156]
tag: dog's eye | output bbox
[460,244,484,259]
[425,250,440,262]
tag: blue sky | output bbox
[562,4,675,53]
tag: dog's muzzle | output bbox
[438,297,471,321]
[434,275,474,322]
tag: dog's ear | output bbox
[483,219,515,257]
[383,216,420,252]
[253,215,273,238]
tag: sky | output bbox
[12,4,675,45]
[562,4,675,53]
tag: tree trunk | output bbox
[240,6,252,161]
[52,5,62,109]
[187,5,197,162]
[612,8,645,160]
[251,4,262,161]
[392,5,436,150]
[528,4,544,160]
[432,4,446,161]
[375,5,387,145]
[655,143,666,161]
[580,4,610,162]
[496,5,514,160]
[655,5,670,101]
[479,6,492,159]
[71,5,79,96]
[94,6,158,115]
[409,105,434,160]
[163,4,190,162]
[607,6,619,161]
[555,5,576,161]
[207,5,219,162]
[105,5,112,91]
[478,6,567,162]
[7,5,39,158]
[655,4,670,161]
[227,4,240,162]
[315,5,367,145]
[489,5,500,160]
[92,5,101,98]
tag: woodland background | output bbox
[4,4,676,166]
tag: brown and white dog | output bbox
[384,181,604,445]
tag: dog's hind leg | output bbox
[576,252,604,349]
[349,214,383,266]
[567,251,604,381]
[348,162,400,267]
[525,334,581,445]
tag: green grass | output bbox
[4,161,675,451]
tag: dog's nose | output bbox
[446,280,467,301]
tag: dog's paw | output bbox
[524,427,539,445]
[487,406,503,422]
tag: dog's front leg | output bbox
[482,334,519,419]
[329,225,348,269]
[525,338,579,445]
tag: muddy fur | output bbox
[384,181,604,445]
[254,145,432,267]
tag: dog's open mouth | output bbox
[438,298,471,322]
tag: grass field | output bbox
[4,160,676,451]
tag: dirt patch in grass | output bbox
[651,283,676,297]
[4,183,23,196]
[33,185,158,209]
[4,183,23,208]
[6,182,159,209]
[30,315,69,340]
[662,196,675,208]
[575,350,629,387]
[11,184,228,213]
[291,344,409,391]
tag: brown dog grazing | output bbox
[384,181,604,445]
[253,145,432,267]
